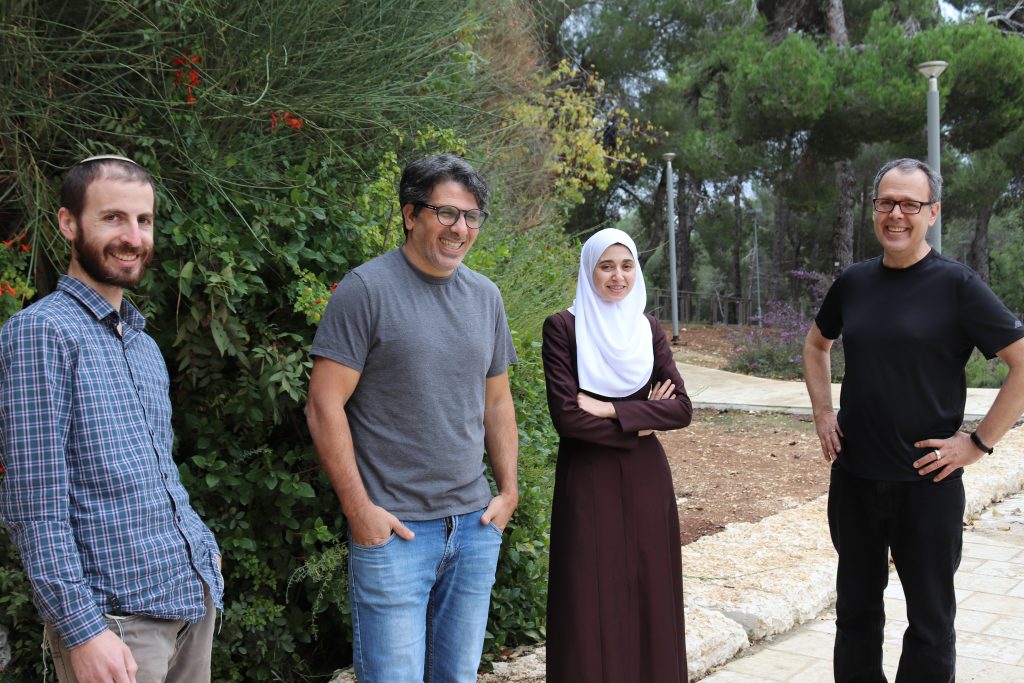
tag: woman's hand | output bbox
[648,380,676,401]
[577,392,616,419]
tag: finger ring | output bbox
[830,428,836,433]
[934,449,942,461]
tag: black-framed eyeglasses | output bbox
[416,202,489,230]
[872,198,935,215]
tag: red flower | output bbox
[171,52,201,67]
[21,244,29,252]
[270,112,304,131]
[171,52,201,104]
[330,283,338,292]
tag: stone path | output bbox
[702,492,1024,682]
[680,363,999,421]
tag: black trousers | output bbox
[828,465,965,683]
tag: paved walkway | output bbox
[680,363,1000,420]
[701,493,1024,681]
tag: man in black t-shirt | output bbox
[803,158,1024,682]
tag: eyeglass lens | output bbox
[873,199,924,214]
[435,205,484,228]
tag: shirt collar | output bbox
[57,275,148,332]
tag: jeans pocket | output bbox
[350,531,398,550]
[486,521,504,537]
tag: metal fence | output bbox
[647,288,753,326]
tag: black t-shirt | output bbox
[816,250,1024,481]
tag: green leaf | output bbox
[210,319,229,356]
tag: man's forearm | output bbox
[485,399,519,497]
[976,364,1024,448]
[803,345,835,416]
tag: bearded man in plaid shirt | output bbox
[0,156,223,683]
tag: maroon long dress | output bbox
[542,310,692,683]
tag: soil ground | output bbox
[664,325,831,544]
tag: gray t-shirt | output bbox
[310,248,517,520]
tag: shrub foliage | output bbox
[0,0,603,680]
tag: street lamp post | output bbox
[752,215,762,326]
[917,60,948,254]
[663,153,680,343]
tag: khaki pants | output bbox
[45,587,217,683]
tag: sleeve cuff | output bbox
[51,609,108,650]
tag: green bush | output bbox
[471,225,577,653]
[965,349,1009,389]
[2,0,633,676]
[0,1,565,679]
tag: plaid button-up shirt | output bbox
[0,276,222,649]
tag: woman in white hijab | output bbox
[542,228,693,683]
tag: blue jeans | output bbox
[348,508,503,683]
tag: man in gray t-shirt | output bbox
[307,154,519,683]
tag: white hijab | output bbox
[569,228,653,397]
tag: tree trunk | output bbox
[856,180,870,261]
[641,169,667,271]
[676,171,699,292]
[732,180,743,301]
[833,159,856,275]
[770,190,787,299]
[968,204,993,283]
[826,0,855,276]
[826,0,850,46]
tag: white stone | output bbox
[685,605,749,679]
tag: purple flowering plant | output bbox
[726,269,844,381]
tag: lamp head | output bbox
[662,152,677,162]
[917,61,948,79]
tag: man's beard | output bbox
[73,234,153,290]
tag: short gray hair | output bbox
[872,158,942,203]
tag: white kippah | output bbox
[77,154,140,166]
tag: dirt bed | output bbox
[662,325,831,544]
